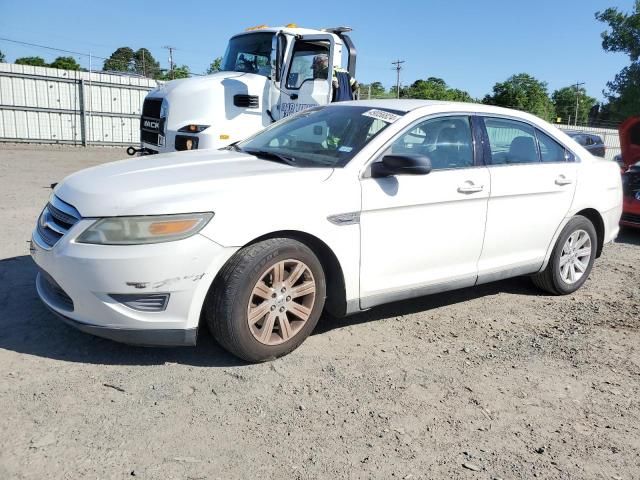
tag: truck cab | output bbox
[139,25,357,154]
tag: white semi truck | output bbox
[135,25,357,155]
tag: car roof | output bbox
[331,99,549,122]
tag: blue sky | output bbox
[0,0,634,100]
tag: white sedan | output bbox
[31,100,623,361]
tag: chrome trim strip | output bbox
[50,195,81,221]
[327,212,360,226]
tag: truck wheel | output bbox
[206,238,326,362]
[532,215,597,295]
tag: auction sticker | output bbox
[362,109,401,123]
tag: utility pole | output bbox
[163,46,176,79]
[392,59,405,99]
[141,48,146,77]
[574,81,585,127]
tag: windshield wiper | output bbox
[243,149,297,166]
[222,141,242,152]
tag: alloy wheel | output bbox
[559,229,592,285]
[247,259,316,345]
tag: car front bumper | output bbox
[31,227,237,346]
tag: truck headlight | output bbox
[76,213,213,245]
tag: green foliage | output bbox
[483,73,555,120]
[596,1,640,120]
[400,77,474,102]
[552,86,596,124]
[103,47,134,72]
[49,56,80,71]
[133,48,160,78]
[0,50,5,63]
[596,1,640,61]
[207,57,223,74]
[159,65,190,80]
[15,56,47,67]
[359,81,388,98]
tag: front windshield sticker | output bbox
[362,109,401,123]
[338,146,353,153]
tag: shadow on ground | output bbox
[0,254,545,367]
[616,227,640,246]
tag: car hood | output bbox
[54,149,333,217]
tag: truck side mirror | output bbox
[271,33,287,82]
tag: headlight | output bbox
[76,213,213,245]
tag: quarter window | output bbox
[536,130,567,163]
[483,118,538,165]
[388,116,474,170]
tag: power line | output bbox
[391,59,405,99]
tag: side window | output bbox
[536,130,567,163]
[483,118,538,164]
[388,116,474,170]
[286,41,330,89]
[584,136,594,146]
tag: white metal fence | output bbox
[555,124,620,161]
[0,63,157,146]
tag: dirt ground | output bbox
[0,144,639,480]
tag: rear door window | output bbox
[482,118,539,165]
[536,130,568,163]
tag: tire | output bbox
[532,215,597,295]
[205,238,326,362]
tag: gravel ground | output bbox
[1,145,639,480]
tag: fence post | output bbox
[78,79,87,147]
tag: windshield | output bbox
[221,33,274,76]
[237,106,405,167]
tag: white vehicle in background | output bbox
[135,24,357,155]
[32,100,622,362]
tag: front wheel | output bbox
[205,238,326,362]
[532,215,597,295]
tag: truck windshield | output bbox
[221,32,274,77]
[237,105,405,168]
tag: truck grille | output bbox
[36,196,81,248]
[141,97,163,146]
[234,94,259,108]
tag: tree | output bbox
[159,65,190,80]
[207,57,223,74]
[15,56,47,67]
[596,2,640,120]
[483,73,554,120]
[103,47,134,72]
[133,48,160,78]
[0,50,5,63]
[359,81,387,98]
[552,86,596,125]
[49,56,81,71]
[401,77,474,102]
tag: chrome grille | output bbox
[36,196,81,248]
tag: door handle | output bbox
[555,175,573,186]
[457,182,484,194]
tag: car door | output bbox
[277,35,335,119]
[477,116,578,281]
[359,115,490,308]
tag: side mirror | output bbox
[371,154,432,178]
[271,33,287,82]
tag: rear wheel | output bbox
[532,215,597,295]
[206,238,326,362]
